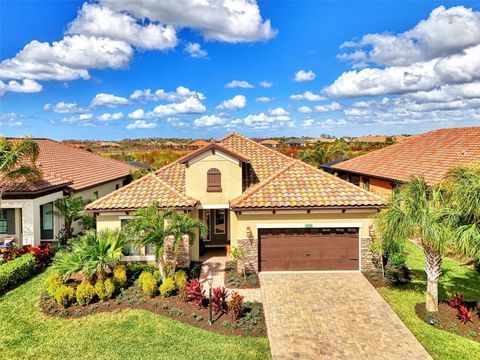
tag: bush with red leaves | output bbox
[212,287,229,315]
[228,291,244,320]
[3,244,53,268]
[447,293,464,309]
[186,279,205,308]
[456,305,473,324]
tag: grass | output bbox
[0,271,270,360]
[378,241,480,360]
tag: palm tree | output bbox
[54,230,126,280]
[0,137,40,198]
[125,203,174,280]
[298,139,351,168]
[375,177,451,312]
[169,212,206,275]
[54,196,93,245]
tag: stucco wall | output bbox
[359,176,393,197]
[185,153,242,206]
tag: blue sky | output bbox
[1,0,480,140]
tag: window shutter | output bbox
[207,168,222,192]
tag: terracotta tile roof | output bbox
[332,127,480,185]
[230,160,384,209]
[88,132,385,212]
[87,172,197,211]
[0,138,137,194]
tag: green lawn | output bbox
[0,271,270,360]
[378,241,480,360]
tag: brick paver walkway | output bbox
[260,272,432,360]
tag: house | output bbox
[188,140,210,149]
[285,138,307,147]
[331,127,480,196]
[350,135,411,144]
[259,139,279,148]
[307,138,336,145]
[0,139,137,246]
[87,133,384,272]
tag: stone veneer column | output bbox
[360,225,378,271]
[236,237,258,273]
[163,235,191,268]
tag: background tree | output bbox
[375,177,451,312]
[169,212,206,274]
[297,139,351,168]
[0,137,40,199]
[54,196,93,245]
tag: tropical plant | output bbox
[0,137,40,200]
[94,278,115,301]
[159,277,176,297]
[375,177,451,312]
[124,203,174,281]
[297,139,351,168]
[76,280,96,306]
[112,265,127,288]
[212,287,229,315]
[186,279,205,308]
[54,196,94,244]
[53,230,126,280]
[168,212,206,275]
[139,271,157,297]
[228,291,245,320]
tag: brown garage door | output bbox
[259,228,359,271]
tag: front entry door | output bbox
[203,209,228,246]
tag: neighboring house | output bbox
[87,133,384,272]
[188,140,210,149]
[127,161,151,170]
[285,138,307,147]
[259,139,279,148]
[331,127,480,196]
[349,135,411,144]
[0,139,137,246]
[307,138,336,145]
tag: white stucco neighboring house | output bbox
[0,139,138,246]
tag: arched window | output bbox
[207,168,222,192]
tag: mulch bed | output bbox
[363,270,387,288]
[40,286,267,337]
[416,302,480,342]
[224,261,260,289]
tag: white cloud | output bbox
[130,86,205,102]
[0,35,132,81]
[43,101,86,113]
[62,113,94,125]
[269,107,290,116]
[289,91,325,101]
[126,119,157,129]
[256,96,272,102]
[68,3,177,50]
[0,113,23,127]
[128,109,145,119]
[194,114,227,127]
[102,0,276,43]
[151,96,206,116]
[184,42,208,58]
[339,6,480,67]
[91,93,129,107]
[259,81,272,88]
[225,80,254,89]
[243,111,293,129]
[294,70,316,82]
[216,95,247,110]
[314,102,343,113]
[0,79,43,96]
[297,106,312,113]
[302,118,315,127]
[97,112,124,121]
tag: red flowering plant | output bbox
[212,287,229,315]
[447,293,464,309]
[456,305,473,324]
[186,279,205,308]
[15,244,54,268]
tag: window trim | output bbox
[214,209,226,235]
[40,202,54,240]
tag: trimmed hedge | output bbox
[0,253,37,294]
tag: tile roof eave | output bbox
[329,166,407,184]
[86,205,197,214]
[229,204,385,211]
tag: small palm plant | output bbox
[297,139,351,168]
[169,212,206,275]
[54,230,126,281]
[54,196,93,245]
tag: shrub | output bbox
[212,287,229,315]
[174,270,188,290]
[447,293,464,309]
[95,278,115,301]
[76,280,96,306]
[385,264,411,285]
[456,305,473,324]
[44,272,64,298]
[389,252,407,269]
[188,261,203,279]
[16,244,54,268]
[228,291,244,320]
[113,266,127,289]
[160,277,176,297]
[54,285,75,307]
[139,271,157,298]
[0,253,37,294]
[126,264,157,280]
[186,279,205,308]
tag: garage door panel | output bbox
[259,228,359,271]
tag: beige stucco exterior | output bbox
[185,152,242,206]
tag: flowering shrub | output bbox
[212,287,229,315]
[186,279,205,308]
[228,291,244,320]
[456,305,473,324]
[5,244,54,268]
[447,293,464,309]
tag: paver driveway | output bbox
[260,272,432,360]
